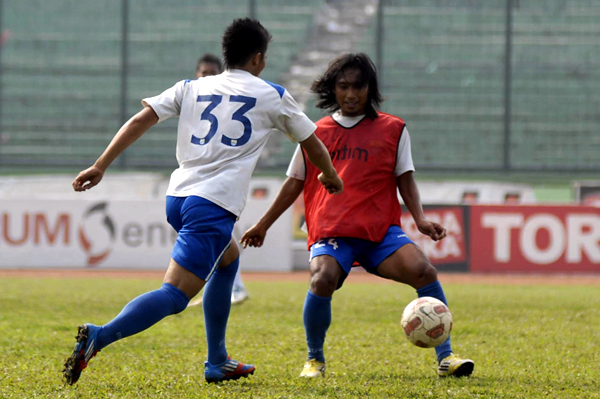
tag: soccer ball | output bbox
[401,297,452,348]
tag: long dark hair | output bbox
[311,53,383,119]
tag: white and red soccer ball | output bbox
[401,297,452,348]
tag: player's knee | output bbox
[309,270,337,296]
[161,283,190,314]
[413,260,438,289]
[309,256,339,296]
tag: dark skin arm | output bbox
[72,106,159,191]
[398,171,446,241]
[240,176,304,248]
[300,133,343,195]
[241,132,343,248]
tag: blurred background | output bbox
[1,0,598,173]
[0,0,598,272]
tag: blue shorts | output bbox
[309,225,414,289]
[166,196,236,281]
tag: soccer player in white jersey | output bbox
[63,18,343,386]
[188,52,251,307]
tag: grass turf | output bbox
[0,277,598,398]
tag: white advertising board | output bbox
[0,178,292,271]
[237,178,293,272]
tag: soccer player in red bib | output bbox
[241,53,474,378]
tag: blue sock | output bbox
[417,281,453,363]
[96,283,189,350]
[303,290,331,363]
[203,257,238,366]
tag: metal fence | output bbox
[0,0,598,172]
[366,0,600,171]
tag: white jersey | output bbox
[143,69,316,216]
[286,111,414,180]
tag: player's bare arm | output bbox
[72,106,159,192]
[299,134,343,195]
[397,171,446,241]
[241,176,304,248]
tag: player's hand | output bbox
[318,172,343,195]
[240,223,268,248]
[416,219,447,241]
[72,165,104,192]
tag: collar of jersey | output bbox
[332,111,366,129]
[224,69,254,77]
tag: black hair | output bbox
[311,53,383,119]
[222,18,272,69]
[196,53,223,73]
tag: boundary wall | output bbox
[1,176,598,273]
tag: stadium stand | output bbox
[358,0,600,170]
[0,0,598,172]
[0,0,322,169]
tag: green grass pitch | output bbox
[0,276,598,398]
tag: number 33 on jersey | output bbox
[192,94,256,147]
[142,69,317,217]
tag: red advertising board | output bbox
[402,206,468,271]
[470,205,600,273]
